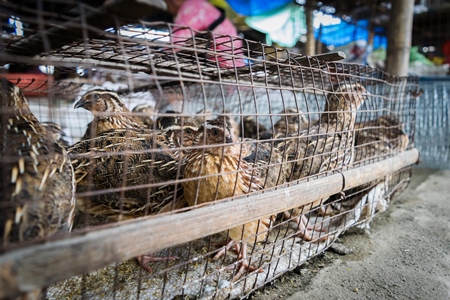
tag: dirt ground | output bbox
[250,168,450,300]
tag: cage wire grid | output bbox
[0,2,420,300]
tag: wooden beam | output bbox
[386,0,415,76]
[0,149,419,298]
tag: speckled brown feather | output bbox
[277,84,367,239]
[240,116,267,139]
[278,84,368,182]
[321,115,409,216]
[42,121,70,149]
[0,79,75,246]
[274,107,309,135]
[354,115,409,162]
[241,138,289,189]
[69,124,198,220]
[182,119,274,254]
[132,103,155,128]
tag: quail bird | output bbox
[42,121,70,149]
[0,79,75,246]
[240,115,267,139]
[320,115,410,217]
[69,123,198,272]
[132,103,155,129]
[182,119,276,280]
[278,83,368,241]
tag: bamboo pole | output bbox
[0,149,419,298]
[386,0,415,76]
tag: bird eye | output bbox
[94,93,100,99]
[212,128,219,136]
[186,128,192,134]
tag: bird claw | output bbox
[232,259,263,282]
[136,253,178,273]
[295,229,328,243]
[213,240,240,260]
[294,215,328,243]
[213,241,263,281]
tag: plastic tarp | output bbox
[315,19,387,49]
[226,0,292,16]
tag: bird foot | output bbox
[136,253,178,273]
[232,259,264,282]
[213,240,240,260]
[294,215,328,243]
[218,243,264,281]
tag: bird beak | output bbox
[362,91,371,98]
[74,97,89,109]
[74,98,84,109]
[225,134,234,144]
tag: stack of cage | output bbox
[0,1,420,299]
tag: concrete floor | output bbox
[285,168,450,300]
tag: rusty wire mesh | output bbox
[0,2,420,300]
[416,78,450,169]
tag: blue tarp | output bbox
[226,0,292,16]
[315,19,387,49]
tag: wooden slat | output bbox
[0,149,419,298]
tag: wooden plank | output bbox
[344,149,419,190]
[0,149,419,298]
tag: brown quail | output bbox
[182,119,275,281]
[274,107,309,135]
[42,121,70,149]
[320,115,410,216]
[240,115,267,139]
[0,79,75,246]
[277,83,368,241]
[69,123,199,272]
[132,103,155,129]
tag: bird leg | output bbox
[213,240,263,281]
[136,253,178,273]
[232,243,263,281]
[213,239,240,260]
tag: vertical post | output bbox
[386,0,415,76]
[316,23,323,54]
[305,1,315,56]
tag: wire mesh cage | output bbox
[415,78,450,169]
[0,2,420,299]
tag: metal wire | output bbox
[0,2,422,300]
